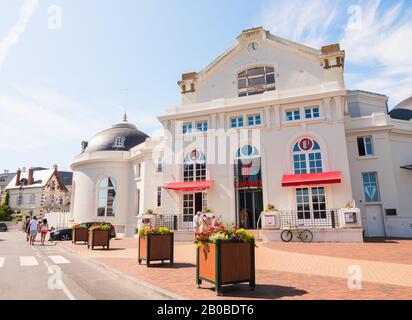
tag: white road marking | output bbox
[43,261,76,300]
[48,255,71,264]
[20,256,39,266]
[0,257,4,268]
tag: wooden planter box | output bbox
[72,228,88,244]
[138,233,174,267]
[196,239,255,296]
[88,229,110,250]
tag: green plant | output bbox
[263,204,276,212]
[138,226,172,237]
[202,208,213,214]
[72,224,87,229]
[89,224,111,231]
[145,209,155,215]
[195,222,255,247]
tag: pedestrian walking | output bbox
[28,216,38,245]
[24,219,31,242]
[39,219,49,245]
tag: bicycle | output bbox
[280,224,313,243]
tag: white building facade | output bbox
[70,28,412,241]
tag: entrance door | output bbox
[238,190,263,229]
[182,192,204,229]
[365,205,385,237]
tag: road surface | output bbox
[0,231,158,300]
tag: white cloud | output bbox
[0,0,39,68]
[257,0,340,48]
[256,0,412,106]
[341,0,412,105]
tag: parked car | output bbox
[49,222,116,241]
[0,223,8,232]
[49,227,72,241]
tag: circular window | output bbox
[189,150,200,161]
[299,138,313,151]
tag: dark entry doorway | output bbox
[238,189,263,229]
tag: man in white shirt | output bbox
[28,216,38,245]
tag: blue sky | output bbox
[0,0,411,172]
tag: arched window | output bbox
[234,145,262,189]
[183,150,206,182]
[237,66,276,97]
[97,177,117,217]
[293,138,323,174]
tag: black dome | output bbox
[389,96,412,121]
[84,121,149,152]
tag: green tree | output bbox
[0,192,12,221]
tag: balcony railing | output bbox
[280,210,340,229]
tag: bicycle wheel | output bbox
[300,230,313,243]
[281,230,293,242]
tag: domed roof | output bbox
[84,118,149,153]
[389,96,412,121]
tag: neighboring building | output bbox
[70,27,412,240]
[0,170,16,203]
[346,91,412,237]
[5,166,73,218]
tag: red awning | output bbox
[281,171,342,187]
[163,180,213,191]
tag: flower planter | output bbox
[138,233,174,267]
[196,239,255,296]
[72,228,88,244]
[88,229,110,250]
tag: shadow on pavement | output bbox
[144,263,195,269]
[200,283,308,299]
[364,237,408,243]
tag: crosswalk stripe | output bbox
[48,255,70,264]
[0,257,4,268]
[20,256,39,266]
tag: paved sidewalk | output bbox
[60,238,412,300]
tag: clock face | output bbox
[248,42,259,52]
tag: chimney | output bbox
[53,164,58,171]
[28,168,34,185]
[15,168,21,186]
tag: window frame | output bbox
[362,172,381,203]
[286,109,301,121]
[296,187,327,220]
[292,139,323,174]
[97,177,117,217]
[247,114,262,126]
[237,66,276,97]
[357,136,375,157]
[182,122,193,135]
[304,107,320,119]
[230,116,244,128]
[196,121,208,132]
[183,150,206,182]
[157,186,162,207]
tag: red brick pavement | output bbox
[263,238,412,265]
[60,238,412,300]
[97,257,412,300]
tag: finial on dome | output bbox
[123,88,128,122]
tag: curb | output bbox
[59,243,187,300]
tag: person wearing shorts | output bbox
[28,216,38,245]
[40,219,49,245]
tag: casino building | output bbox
[70,28,412,241]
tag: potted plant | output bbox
[138,226,174,267]
[88,224,111,250]
[195,222,255,296]
[72,224,88,244]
